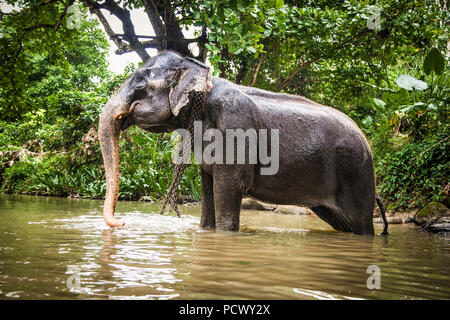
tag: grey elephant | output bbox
[98,51,388,235]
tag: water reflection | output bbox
[0,194,449,300]
[98,228,182,299]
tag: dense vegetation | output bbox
[0,0,448,211]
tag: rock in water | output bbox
[414,202,450,225]
[428,223,450,233]
[240,198,312,215]
[374,217,403,224]
[274,205,312,215]
[241,198,277,211]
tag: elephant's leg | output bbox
[331,141,375,235]
[311,200,374,235]
[335,193,375,235]
[213,166,247,231]
[310,205,353,233]
[353,216,375,235]
[200,169,216,229]
[334,173,376,235]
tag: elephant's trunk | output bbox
[98,104,124,228]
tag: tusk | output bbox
[114,103,136,121]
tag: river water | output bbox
[0,194,449,300]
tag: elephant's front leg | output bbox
[213,165,248,231]
[200,169,216,229]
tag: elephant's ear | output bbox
[169,57,213,117]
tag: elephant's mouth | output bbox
[120,116,134,131]
[141,124,175,133]
[115,101,139,130]
[139,112,178,133]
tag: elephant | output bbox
[98,50,388,235]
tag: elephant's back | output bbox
[237,82,363,135]
[211,78,372,165]
[246,92,372,160]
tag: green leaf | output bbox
[275,0,284,9]
[267,0,276,7]
[423,47,445,75]
[398,102,426,113]
[232,47,243,55]
[395,74,428,91]
[362,115,373,126]
[373,98,386,110]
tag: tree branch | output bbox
[157,0,191,56]
[197,24,208,62]
[84,0,205,60]
[247,52,267,87]
[277,28,371,91]
[115,39,160,55]
[114,33,204,43]
[410,136,449,162]
[141,0,165,41]
[83,0,129,53]
[86,0,150,62]
[113,34,208,56]
[23,0,74,32]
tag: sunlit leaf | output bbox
[362,115,373,126]
[275,0,284,9]
[395,74,428,90]
[373,98,386,109]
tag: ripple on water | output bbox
[293,288,364,300]
[9,210,200,299]
[50,211,200,234]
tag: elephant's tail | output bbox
[376,194,389,235]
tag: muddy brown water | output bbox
[0,194,449,300]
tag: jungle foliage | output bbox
[0,0,448,210]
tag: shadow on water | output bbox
[0,194,449,299]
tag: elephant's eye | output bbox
[134,74,148,90]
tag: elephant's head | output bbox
[98,51,212,227]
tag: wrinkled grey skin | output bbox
[99,51,386,235]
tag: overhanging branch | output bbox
[115,39,160,55]
[83,0,150,61]
[83,0,207,60]
[115,33,204,43]
[141,0,165,39]
[83,1,128,53]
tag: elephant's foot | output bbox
[215,215,240,232]
[200,221,216,230]
[104,216,125,228]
